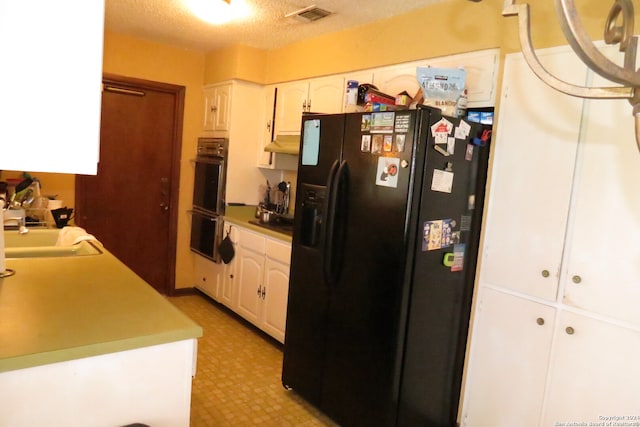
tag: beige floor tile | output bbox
[169,294,338,427]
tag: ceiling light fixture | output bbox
[499,0,640,152]
[186,0,250,25]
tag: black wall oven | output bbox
[190,138,228,262]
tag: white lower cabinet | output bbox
[542,311,640,425]
[235,227,291,342]
[260,242,291,341]
[194,222,291,343]
[236,231,266,324]
[461,288,555,427]
[193,223,235,305]
[220,224,238,309]
[462,289,640,427]
[193,252,223,300]
[235,226,291,343]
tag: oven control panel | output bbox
[197,138,227,158]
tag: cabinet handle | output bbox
[261,286,266,299]
[229,274,234,279]
[565,326,575,335]
[211,105,218,112]
[307,98,311,112]
[536,317,545,325]
[541,269,550,278]
[266,120,271,132]
[572,275,582,284]
[257,286,262,297]
[302,100,306,111]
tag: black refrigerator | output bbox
[282,106,491,427]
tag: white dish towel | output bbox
[55,226,101,247]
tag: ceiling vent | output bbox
[285,5,333,22]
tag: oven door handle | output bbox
[188,210,218,220]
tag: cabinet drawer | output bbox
[266,238,291,264]
[238,228,266,254]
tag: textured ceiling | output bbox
[105,0,450,52]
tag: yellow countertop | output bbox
[0,246,202,373]
[224,205,293,242]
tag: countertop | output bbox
[0,246,202,373]
[224,205,293,242]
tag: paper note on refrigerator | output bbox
[431,169,454,193]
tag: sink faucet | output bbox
[1,210,28,278]
[4,214,29,235]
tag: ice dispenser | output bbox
[299,183,325,248]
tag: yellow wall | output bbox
[204,44,267,83]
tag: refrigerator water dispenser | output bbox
[299,183,325,248]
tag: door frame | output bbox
[77,73,185,294]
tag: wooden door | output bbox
[76,75,184,294]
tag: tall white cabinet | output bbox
[202,80,265,205]
[461,46,640,426]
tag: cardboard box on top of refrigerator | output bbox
[364,88,396,105]
[395,91,412,106]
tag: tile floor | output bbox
[169,293,338,427]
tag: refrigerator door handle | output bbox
[324,160,348,286]
[322,159,340,285]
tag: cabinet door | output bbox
[308,75,344,114]
[261,258,290,343]
[373,60,424,99]
[562,54,640,324]
[203,86,217,131]
[425,49,499,107]
[0,1,104,175]
[461,288,556,427]
[213,84,231,131]
[479,47,586,301]
[220,224,238,309]
[274,81,309,135]
[193,254,223,301]
[235,228,266,325]
[258,85,277,168]
[203,84,231,132]
[235,247,264,325]
[542,311,640,425]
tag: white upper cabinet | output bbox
[0,1,105,175]
[307,76,345,115]
[203,83,231,132]
[560,57,640,324]
[274,76,344,135]
[274,81,311,135]
[372,49,499,107]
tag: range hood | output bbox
[264,135,300,155]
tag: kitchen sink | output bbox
[5,240,102,258]
[4,228,103,258]
[4,228,60,248]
